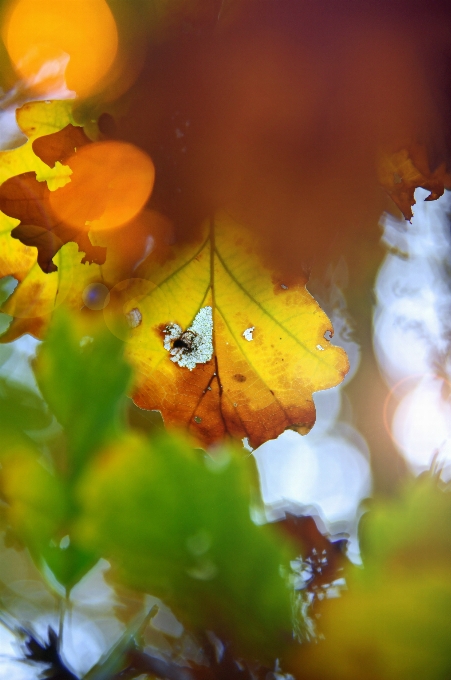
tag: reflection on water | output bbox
[375,188,451,473]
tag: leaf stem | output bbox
[209,214,216,327]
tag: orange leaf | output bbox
[378,144,451,220]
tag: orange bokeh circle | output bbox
[49,141,155,232]
[4,0,118,96]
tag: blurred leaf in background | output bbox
[35,310,132,471]
[0,309,131,591]
[293,476,451,680]
[76,430,297,663]
[0,309,300,670]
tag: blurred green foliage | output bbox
[0,308,297,665]
[77,431,295,661]
[3,308,451,678]
[296,477,451,680]
[35,311,132,472]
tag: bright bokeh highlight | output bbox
[392,376,451,472]
[375,189,451,474]
[4,0,118,96]
[49,141,155,232]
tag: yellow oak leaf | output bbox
[0,101,79,338]
[0,101,348,450]
[0,100,99,339]
[0,100,75,188]
[118,213,349,448]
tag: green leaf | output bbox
[0,310,133,590]
[0,437,66,549]
[0,433,94,590]
[0,448,95,595]
[0,379,52,434]
[359,476,451,574]
[34,309,132,470]
[0,277,16,339]
[76,431,297,661]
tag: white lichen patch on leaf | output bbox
[243,327,255,341]
[163,323,183,351]
[163,306,213,370]
[126,308,142,329]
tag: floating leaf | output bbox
[32,123,91,168]
[0,105,347,450]
[0,107,108,273]
[123,213,349,448]
[0,100,75,187]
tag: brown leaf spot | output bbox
[233,373,246,383]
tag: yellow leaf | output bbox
[121,213,349,448]
[0,100,74,188]
[0,100,107,338]
[0,102,348,448]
